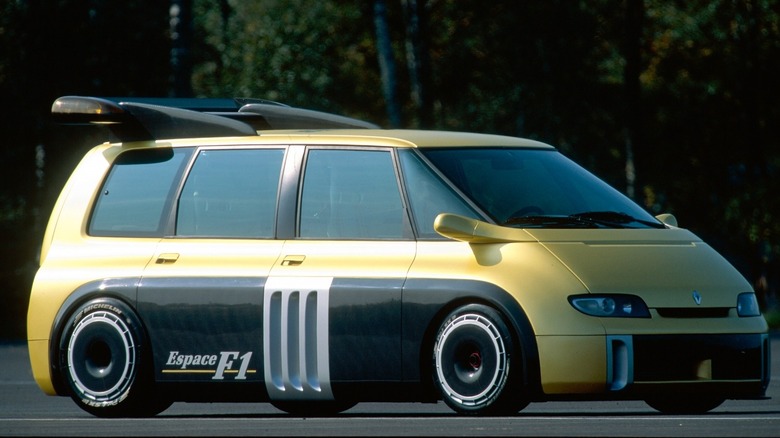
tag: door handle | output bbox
[281,255,306,266]
[155,253,180,264]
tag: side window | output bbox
[299,149,406,239]
[176,148,284,238]
[398,150,480,238]
[90,148,190,237]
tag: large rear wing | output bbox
[51,96,379,142]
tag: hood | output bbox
[525,228,752,309]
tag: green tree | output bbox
[191,0,386,122]
[0,0,171,339]
[639,0,780,302]
[2,0,778,341]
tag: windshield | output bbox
[419,147,663,229]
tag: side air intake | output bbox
[263,277,333,400]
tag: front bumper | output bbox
[607,333,770,398]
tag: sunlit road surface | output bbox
[2,335,778,437]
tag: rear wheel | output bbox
[58,298,171,417]
[645,397,724,414]
[432,304,528,415]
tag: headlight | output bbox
[737,292,760,317]
[569,294,650,318]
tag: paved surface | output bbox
[2,336,779,436]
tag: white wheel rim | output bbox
[67,311,136,402]
[434,313,507,408]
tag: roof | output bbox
[51,96,553,150]
[253,129,553,149]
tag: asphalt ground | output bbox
[2,335,779,437]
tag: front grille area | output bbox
[655,307,730,318]
[632,334,765,382]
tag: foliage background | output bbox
[1,0,778,339]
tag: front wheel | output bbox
[58,298,171,417]
[432,304,528,415]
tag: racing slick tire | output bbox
[58,297,171,417]
[432,304,529,415]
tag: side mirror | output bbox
[433,213,534,243]
[655,213,678,227]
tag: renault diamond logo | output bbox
[692,290,702,305]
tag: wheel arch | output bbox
[47,278,141,396]
[402,278,542,399]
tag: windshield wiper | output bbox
[569,211,665,229]
[503,211,665,229]
[503,215,598,228]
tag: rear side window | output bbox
[90,148,191,237]
[176,148,284,238]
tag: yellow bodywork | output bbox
[28,133,767,398]
[428,213,767,393]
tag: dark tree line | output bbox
[1,0,778,338]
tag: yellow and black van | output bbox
[28,96,770,417]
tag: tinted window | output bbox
[421,148,660,228]
[176,148,284,238]
[90,148,190,237]
[398,150,480,238]
[299,149,406,239]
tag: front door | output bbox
[266,147,416,400]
